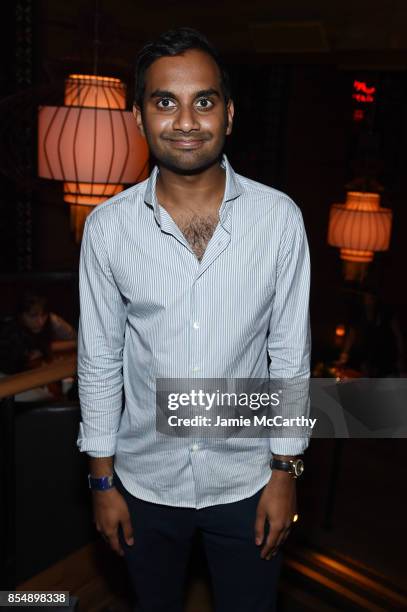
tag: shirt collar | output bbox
[143,154,243,226]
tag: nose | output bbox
[173,105,200,133]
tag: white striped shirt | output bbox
[77,154,311,509]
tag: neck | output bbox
[156,159,226,213]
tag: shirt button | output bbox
[191,444,199,452]
[193,321,200,329]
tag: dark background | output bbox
[1,0,406,363]
[1,1,407,597]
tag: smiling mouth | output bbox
[165,138,207,148]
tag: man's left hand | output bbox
[254,471,297,560]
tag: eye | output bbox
[196,98,214,109]
[157,98,176,109]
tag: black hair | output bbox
[16,290,49,316]
[0,290,53,373]
[134,27,231,108]
[17,291,53,358]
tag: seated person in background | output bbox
[0,290,77,375]
[336,289,406,377]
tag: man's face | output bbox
[134,49,234,174]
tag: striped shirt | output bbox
[77,154,311,509]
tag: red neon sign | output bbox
[353,80,376,95]
[352,80,376,104]
[352,93,374,103]
[353,109,365,121]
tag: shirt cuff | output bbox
[77,422,117,457]
[269,437,310,456]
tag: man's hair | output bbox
[134,27,231,108]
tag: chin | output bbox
[156,150,223,175]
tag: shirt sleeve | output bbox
[76,212,128,458]
[267,202,311,456]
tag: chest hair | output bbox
[175,212,219,261]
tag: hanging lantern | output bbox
[38,74,149,242]
[328,191,392,263]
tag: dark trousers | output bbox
[114,473,282,612]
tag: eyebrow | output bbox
[150,88,221,100]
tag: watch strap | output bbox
[270,459,293,472]
[270,457,304,478]
[88,474,115,491]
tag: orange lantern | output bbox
[328,191,392,263]
[335,324,346,338]
[38,74,149,242]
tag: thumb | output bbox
[254,509,266,546]
[121,516,134,546]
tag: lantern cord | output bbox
[93,0,100,77]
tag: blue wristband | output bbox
[88,474,115,491]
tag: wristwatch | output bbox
[270,457,304,479]
[88,474,115,491]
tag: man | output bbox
[77,27,311,612]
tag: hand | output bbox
[254,471,297,560]
[28,349,43,360]
[92,487,134,556]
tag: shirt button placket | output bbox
[190,280,201,375]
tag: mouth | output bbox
[165,138,207,149]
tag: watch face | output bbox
[294,459,304,477]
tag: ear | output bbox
[133,104,145,137]
[225,99,234,136]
